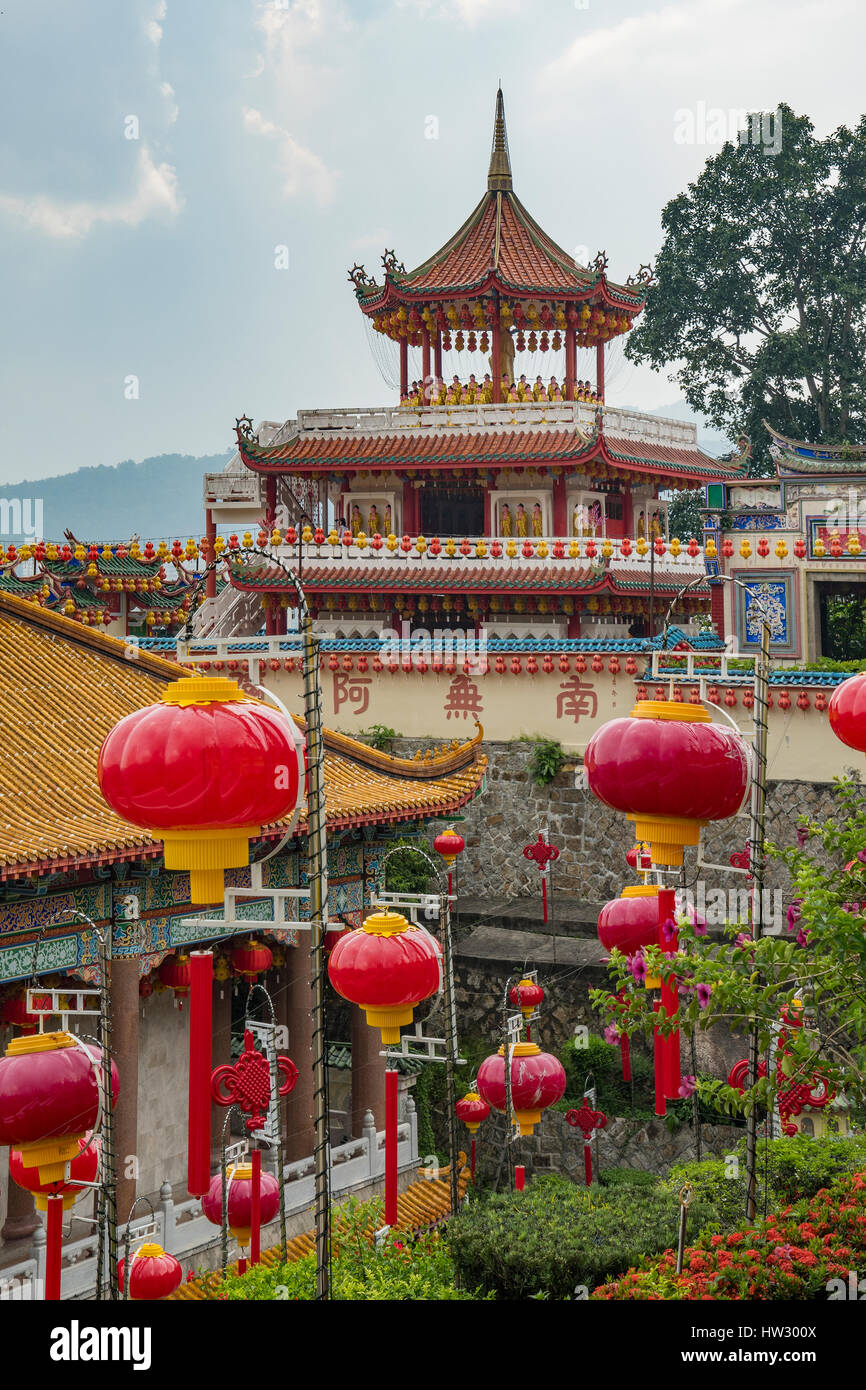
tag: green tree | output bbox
[591,777,866,1127]
[665,488,704,541]
[627,106,866,471]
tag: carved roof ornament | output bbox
[592,250,609,275]
[234,415,258,445]
[627,263,657,289]
[381,249,406,278]
[347,263,376,293]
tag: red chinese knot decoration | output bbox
[211,1029,298,1132]
[566,1099,607,1185]
[523,833,560,873]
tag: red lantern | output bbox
[0,1033,119,1184]
[778,689,791,710]
[98,675,304,903]
[202,1163,280,1247]
[159,953,192,1008]
[797,691,811,711]
[815,692,827,713]
[455,1091,490,1134]
[0,994,39,1034]
[829,672,866,752]
[328,910,441,1043]
[585,699,751,866]
[117,1243,183,1300]
[625,656,638,676]
[9,1134,98,1211]
[230,937,273,983]
[476,1042,566,1136]
[138,976,154,1000]
[597,885,660,954]
[591,654,604,673]
[509,978,545,1019]
[433,826,465,867]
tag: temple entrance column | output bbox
[282,943,315,1163]
[110,956,139,1224]
[351,1006,386,1138]
[565,327,576,401]
[399,339,408,399]
[552,476,567,536]
[433,330,443,390]
[421,330,432,402]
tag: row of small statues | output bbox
[400,375,603,407]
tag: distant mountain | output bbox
[0,452,233,543]
[646,401,732,459]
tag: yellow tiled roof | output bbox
[0,593,485,878]
[170,1165,471,1299]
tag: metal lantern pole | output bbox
[745,615,771,1221]
[301,605,331,1300]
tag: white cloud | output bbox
[243,106,337,204]
[161,80,179,124]
[394,0,524,25]
[146,0,167,46]
[0,147,182,239]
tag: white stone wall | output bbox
[135,989,190,1201]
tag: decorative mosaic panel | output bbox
[735,571,798,657]
[0,883,110,938]
[732,513,785,530]
[0,934,77,982]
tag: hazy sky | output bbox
[2,0,864,485]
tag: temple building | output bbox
[203,89,743,651]
[0,591,485,1279]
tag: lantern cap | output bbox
[621,885,659,899]
[495,1041,540,1059]
[134,1242,167,1259]
[228,1162,253,1181]
[360,909,411,938]
[160,675,248,707]
[5,1031,77,1058]
[630,700,711,724]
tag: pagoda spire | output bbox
[487,86,512,192]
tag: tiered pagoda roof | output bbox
[235,415,738,488]
[348,88,652,348]
[0,592,485,880]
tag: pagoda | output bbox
[206,89,744,652]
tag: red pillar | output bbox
[596,342,605,402]
[205,508,217,600]
[250,1148,262,1266]
[421,330,432,402]
[514,1165,525,1192]
[351,1007,387,1138]
[265,476,277,529]
[565,328,576,401]
[385,1069,399,1225]
[399,338,408,398]
[711,583,725,639]
[552,476,567,536]
[653,999,666,1117]
[45,1195,63,1301]
[659,887,681,1100]
[623,486,634,537]
[492,302,502,403]
[433,330,443,389]
[402,478,416,535]
[483,485,493,536]
[188,951,213,1199]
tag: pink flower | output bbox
[796,826,809,848]
[679,1075,697,1098]
[691,913,708,937]
[697,982,712,1009]
[796,927,810,948]
[604,1023,621,1046]
[629,953,647,985]
[786,900,802,932]
[734,933,752,949]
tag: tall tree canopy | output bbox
[627,105,866,472]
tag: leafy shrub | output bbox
[527,738,567,787]
[448,1176,712,1298]
[599,1167,661,1190]
[383,839,433,894]
[203,1196,488,1301]
[594,1168,866,1300]
[559,1033,656,1117]
[666,1133,866,1237]
[360,724,398,750]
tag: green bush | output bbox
[448,1176,712,1298]
[599,1167,661,1190]
[558,1033,656,1117]
[204,1196,488,1301]
[527,738,566,787]
[360,724,398,750]
[667,1132,866,1237]
[383,839,433,894]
